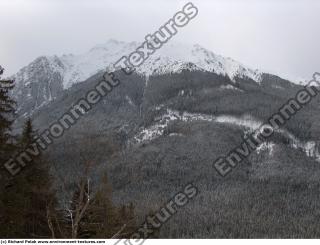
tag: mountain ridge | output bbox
[10,39,300,117]
[12,39,264,88]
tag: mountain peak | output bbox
[13,39,263,91]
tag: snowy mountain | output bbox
[77,40,262,86]
[11,39,265,114]
[14,39,263,89]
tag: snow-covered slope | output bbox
[134,42,262,83]
[13,39,262,90]
[132,108,320,161]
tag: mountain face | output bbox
[12,40,263,115]
[24,67,320,238]
[12,56,65,116]
[10,40,320,238]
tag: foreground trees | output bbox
[54,142,138,239]
[0,66,21,237]
[0,66,138,238]
[0,117,56,238]
[62,168,137,238]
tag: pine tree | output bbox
[0,66,18,237]
[1,118,57,238]
[82,173,128,238]
[20,119,57,238]
[0,65,16,165]
[21,118,34,147]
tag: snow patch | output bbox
[271,85,284,90]
[219,84,243,92]
[133,109,215,143]
[256,142,275,156]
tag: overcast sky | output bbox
[0,0,319,81]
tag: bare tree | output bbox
[64,161,92,238]
[49,132,137,238]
